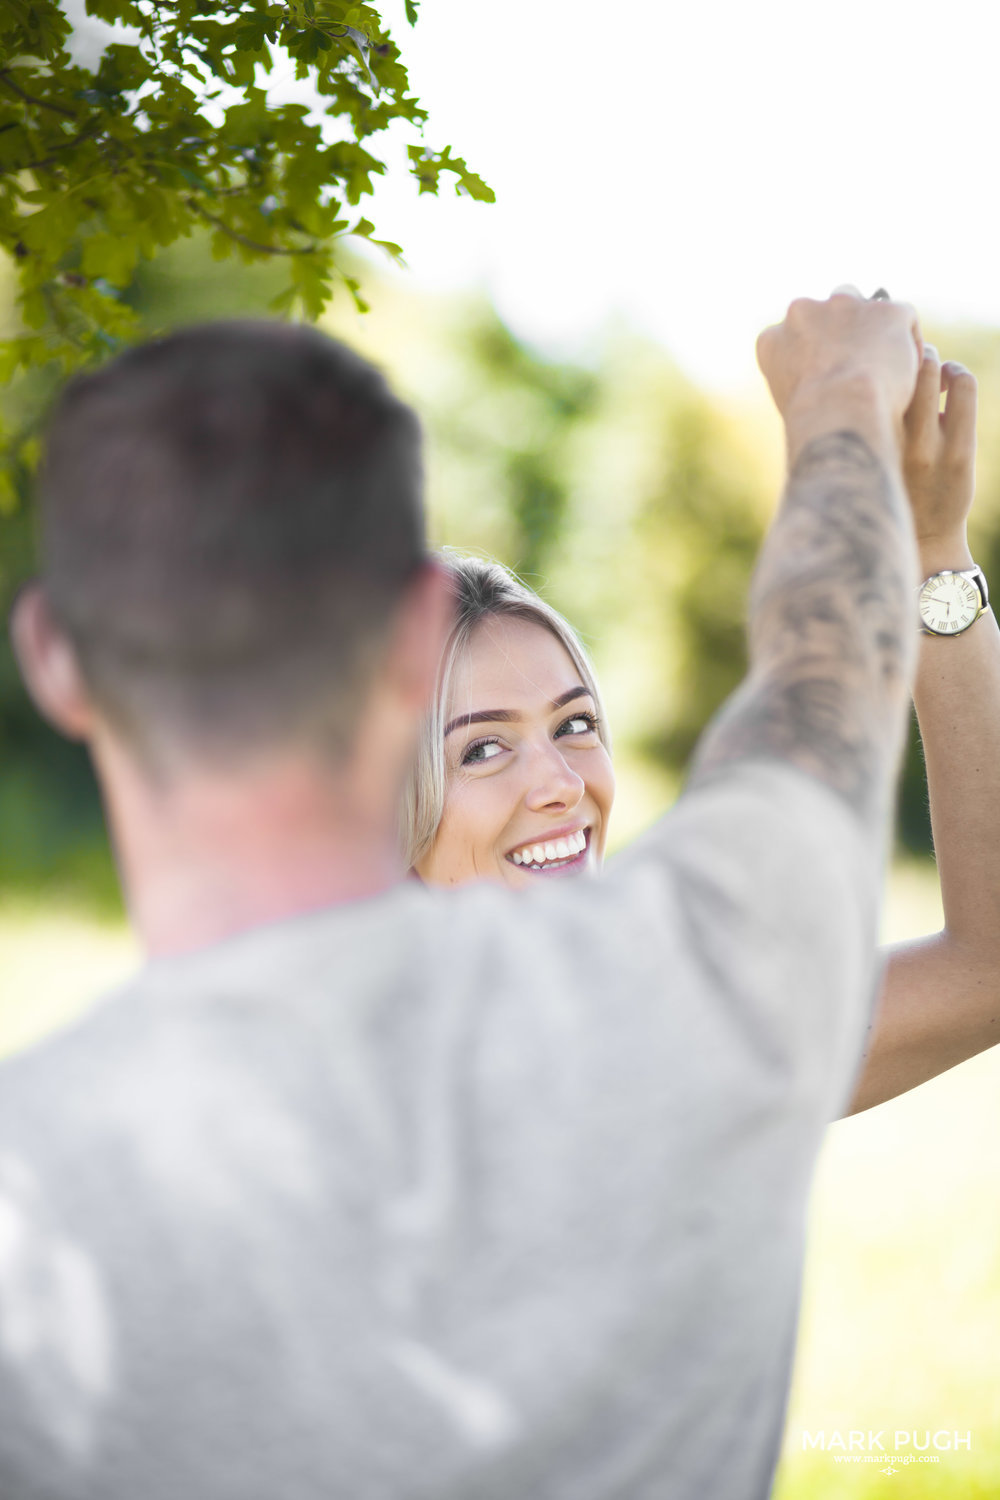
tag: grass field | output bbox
[775,863,1000,1498]
[1,862,997,1494]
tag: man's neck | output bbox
[94,735,408,959]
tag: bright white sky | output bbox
[67,0,1000,391]
[365,0,1000,390]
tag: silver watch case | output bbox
[918,566,990,637]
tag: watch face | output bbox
[918,574,981,635]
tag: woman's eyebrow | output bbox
[444,686,591,738]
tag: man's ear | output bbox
[8,582,95,741]
[384,558,455,712]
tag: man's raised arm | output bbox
[687,290,922,826]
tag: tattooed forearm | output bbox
[687,431,918,819]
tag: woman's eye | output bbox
[462,737,505,766]
[556,713,599,738]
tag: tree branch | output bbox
[18,117,104,172]
[184,198,317,257]
[0,71,78,120]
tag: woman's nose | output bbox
[524,742,585,812]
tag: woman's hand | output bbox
[902,345,977,553]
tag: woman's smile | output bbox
[506,824,591,873]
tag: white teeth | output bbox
[510,830,589,867]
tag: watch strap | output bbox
[973,566,990,611]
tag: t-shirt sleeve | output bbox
[526,757,886,1127]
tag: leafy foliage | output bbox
[628,395,762,773]
[425,307,600,583]
[0,0,493,498]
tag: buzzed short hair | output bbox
[38,321,426,773]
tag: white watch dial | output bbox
[918,574,981,635]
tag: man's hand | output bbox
[757,287,924,466]
[902,346,977,555]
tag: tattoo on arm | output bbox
[687,431,916,819]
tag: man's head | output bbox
[11,320,449,784]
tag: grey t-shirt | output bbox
[0,762,881,1499]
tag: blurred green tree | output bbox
[422,305,601,583]
[628,392,762,771]
[0,230,302,908]
[0,0,492,499]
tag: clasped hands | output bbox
[758,285,977,550]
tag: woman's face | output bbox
[414,616,615,889]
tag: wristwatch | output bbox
[917,565,991,637]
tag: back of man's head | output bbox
[37,320,426,773]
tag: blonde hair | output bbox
[400,549,612,868]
